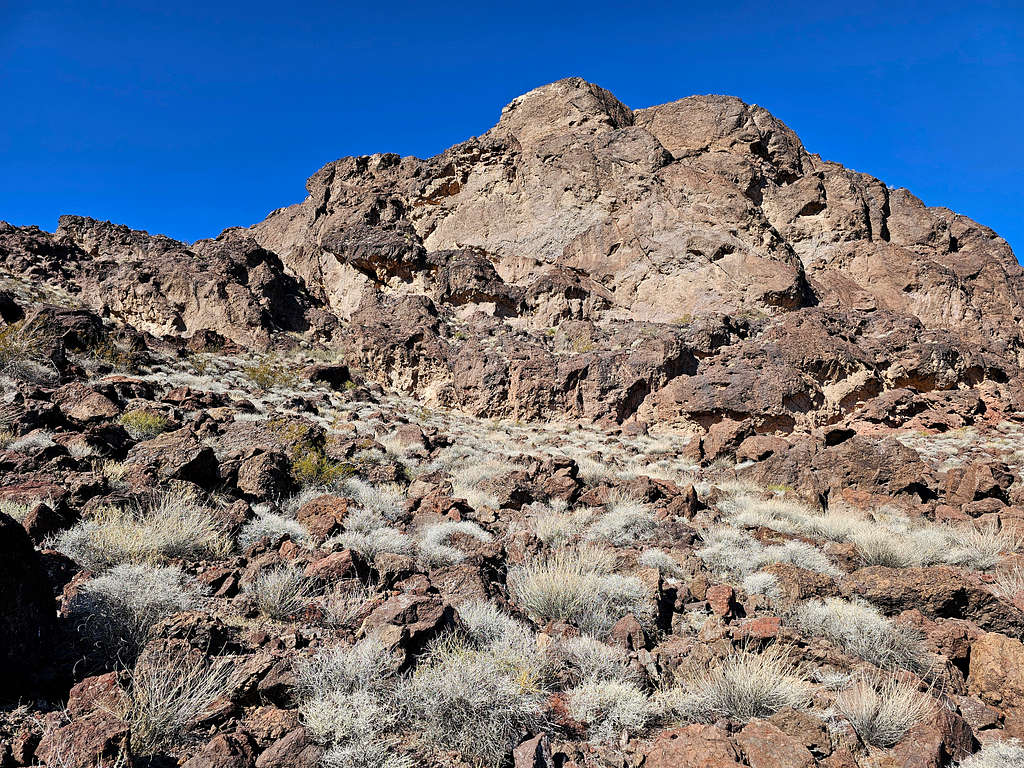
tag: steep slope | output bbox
[1,78,1021,441]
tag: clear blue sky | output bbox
[2,1,1021,259]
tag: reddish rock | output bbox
[295,494,348,542]
[849,566,1024,635]
[35,712,129,768]
[237,451,294,500]
[66,673,122,718]
[303,549,366,585]
[608,613,646,650]
[736,718,814,768]
[642,724,743,768]
[968,631,1024,737]
[706,584,737,618]
[734,615,782,640]
[513,733,553,768]
[888,704,973,768]
[182,732,257,768]
[254,727,323,768]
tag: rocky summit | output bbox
[0,78,1022,768]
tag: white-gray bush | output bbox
[793,598,930,674]
[400,635,546,766]
[71,564,204,661]
[417,520,492,567]
[238,511,309,551]
[696,527,838,577]
[121,650,230,755]
[584,491,655,546]
[298,638,408,768]
[956,739,1024,768]
[246,564,315,620]
[567,680,655,743]
[52,490,231,570]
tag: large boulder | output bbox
[0,512,56,700]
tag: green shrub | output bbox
[244,358,299,390]
[120,411,172,440]
[291,447,355,487]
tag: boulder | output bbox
[0,512,56,699]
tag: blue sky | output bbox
[2,1,1021,259]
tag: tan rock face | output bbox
[968,632,1024,737]
[1,78,1020,433]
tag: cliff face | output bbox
[2,78,1021,436]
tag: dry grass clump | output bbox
[417,520,492,567]
[567,680,656,743]
[246,564,315,621]
[400,634,546,767]
[326,480,413,561]
[532,499,588,548]
[9,430,56,452]
[662,646,811,723]
[0,498,34,522]
[728,492,1018,572]
[793,598,931,674]
[119,410,172,440]
[834,673,934,748]
[120,650,230,755]
[71,564,204,662]
[696,527,839,577]
[637,548,684,576]
[945,524,1020,571]
[992,566,1024,603]
[330,526,414,561]
[52,490,232,570]
[0,322,57,384]
[956,739,1024,768]
[449,458,520,510]
[549,635,627,682]
[456,599,535,651]
[508,546,653,637]
[575,455,615,486]
[741,572,784,604]
[584,490,656,546]
[343,479,406,522]
[238,511,310,550]
[319,582,372,629]
[243,357,299,391]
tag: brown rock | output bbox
[254,728,324,768]
[0,512,56,699]
[736,719,814,768]
[513,733,553,768]
[706,584,737,618]
[849,566,1024,635]
[641,724,744,768]
[66,673,122,718]
[295,494,348,542]
[968,631,1024,737]
[36,712,129,768]
[182,732,257,768]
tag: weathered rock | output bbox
[968,631,1024,737]
[0,512,56,700]
[35,712,129,768]
[642,724,744,768]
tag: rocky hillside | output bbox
[0,79,1023,768]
